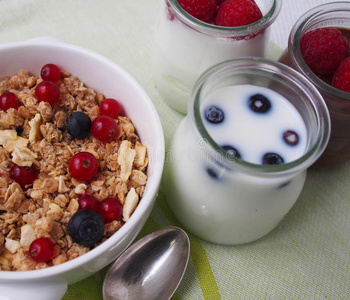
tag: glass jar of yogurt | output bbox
[152,0,282,114]
[279,2,350,168]
[164,57,330,245]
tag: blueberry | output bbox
[262,153,284,165]
[204,106,224,123]
[206,167,219,179]
[66,111,91,139]
[68,209,104,247]
[221,145,241,159]
[249,94,271,113]
[283,130,299,146]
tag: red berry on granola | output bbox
[78,194,100,212]
[35,80,61,105]
[178,0,217,22]
[99,98,122,119]
[300,28,349,76]
[10,164,38,188]
[215,0,263,27]
[40,63,61,83]
[69,152,98,181]
[91,115,121,142]
[29,238,55,262]
[332,57,350,93]
[0,92,21,112]
[99,197,123,223]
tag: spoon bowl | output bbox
[103,226,190,300]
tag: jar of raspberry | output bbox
[164,58,330,244]
[279,2,350,168]
[152,0,282,114]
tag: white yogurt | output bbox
[202,85,307,164]
[164,85,309,244]
[152,1,278,114]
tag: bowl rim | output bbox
[0,39,165,280]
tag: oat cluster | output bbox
[0,70,148,271]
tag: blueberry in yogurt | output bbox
[249,94,271,113]
[206,167,219,179]
[201,85,307,165]
[262,153,284,165]
[204,105,224,123]
[221,145,241,159]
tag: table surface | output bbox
[0,0,349,299]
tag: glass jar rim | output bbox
[288,1,350,102]
[166,0,282,37]
[188,57,331,177]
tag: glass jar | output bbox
[164,58,330,245]
[279,2,350,168]
[152,0,282,114]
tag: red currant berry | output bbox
[40,63,61,83]
[29,238,55,262]
[35,80,60,105]
[0,92,20,112]
[98,197,123,223]
[91,115,121,142]
[78,194,100,212]
[69,152,98,181]
[10,164,38,188]
[99,98,122,119]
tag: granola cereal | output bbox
[0,67,148,271]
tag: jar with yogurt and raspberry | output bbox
[164,58,330,245]
[152,0,282,114]
[279,2,350,168]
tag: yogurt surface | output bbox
[201,84,307,165]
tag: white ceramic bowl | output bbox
[0,38,165,300]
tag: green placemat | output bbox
[0,0,349,299]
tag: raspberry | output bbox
[178,0,217,22]
[215,0,263,27]
[300,28,349,76]
[332,57,350,93]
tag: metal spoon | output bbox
[103,226,190,300]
